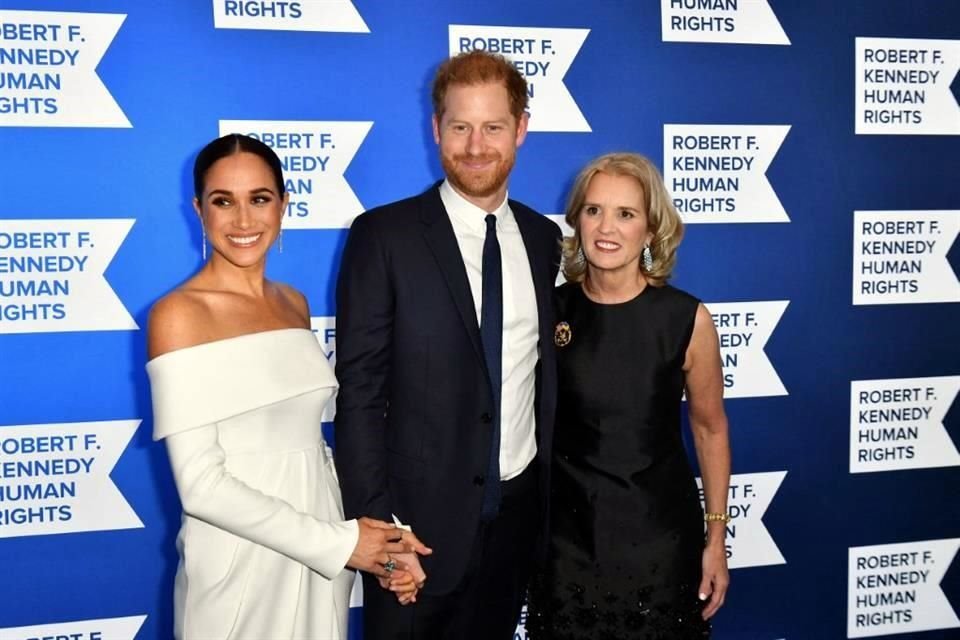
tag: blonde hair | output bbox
[561,152,683,287]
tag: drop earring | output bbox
[278,228,283,254]
[202,226,207,261]
[642,244,653,271]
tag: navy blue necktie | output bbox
[480,213,503,520]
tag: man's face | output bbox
[432,81,528,208]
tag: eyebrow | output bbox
[206,187,277,198]
[447,118,511,125]
[582,201,640,212]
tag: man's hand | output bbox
[390,551,426,588]
[347,518,432,578]
[377,568,420,605]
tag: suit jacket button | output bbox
[481,413,492,423]
[473,475,485,486]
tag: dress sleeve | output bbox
[165,421,359,580]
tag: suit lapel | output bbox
[419,185,489,374]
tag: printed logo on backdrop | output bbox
[848,539,960,638]
[350,571,362,607]
[661,0,789,45]
[212,1,368,33]
[311,316,336,421]
[707,301,788,398]
[850,376,960,473]
[220,121,372,229]
[0,615,146,640]
[450,25,590,132]
[0,219,136,333]
[664,125,790,223]
[855,38,960,135]
[514,605,529,639]
[853,211,960,305]
[0,420,142,537]
[697,471,786,568]
[0,10,129,127]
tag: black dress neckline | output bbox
[576,281,656,307]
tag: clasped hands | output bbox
[348,517,432,605]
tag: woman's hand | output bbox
[698,541,729,619]
[347,517,432,577]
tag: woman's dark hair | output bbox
[193,133,286,199]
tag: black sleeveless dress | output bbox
[527,282,710,639]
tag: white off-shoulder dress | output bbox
[147,328,358,640]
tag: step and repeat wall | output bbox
[1,1,958,639]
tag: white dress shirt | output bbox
[440,180,539,481]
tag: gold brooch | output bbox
[554,321,572,347]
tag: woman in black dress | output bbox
[528,152,731,639]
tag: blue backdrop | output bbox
[1,1,958,639]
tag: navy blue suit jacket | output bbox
[334,182,561,593]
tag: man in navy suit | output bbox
[334,50,561,639]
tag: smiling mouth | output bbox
[461,161,495,172]
[594,240,621,251]
[227,233,262,246]
[456,154,498,170]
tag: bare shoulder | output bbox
[684,303,720,371]
[273,282,311,327]
[147,290,213,359]
[694,302,717,332]
[691,303,720,348]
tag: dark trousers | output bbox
[362,461,541,640]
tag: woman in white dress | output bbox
[146,134,430,640]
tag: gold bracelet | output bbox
[704,512,731,523]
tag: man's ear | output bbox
[515,111,529,148]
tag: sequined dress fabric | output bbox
[527,283,710,639]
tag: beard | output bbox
[441,150,515,200]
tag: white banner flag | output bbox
[311,316,337,422]
[850,376,960,473]
[698,471,786,569]
[220,121,372,229]
[0,219,136,334]
[450,25,591,132]
[0,615,146,640]
[853,211,960,305]
[848,539,960,637]
[706,301,788,399]
[0,11,130,128]
[0,420,143,538]
[212,0,368,33]
[665,124,790,223]
[661,0,789,45]
[545,215,571,286]
[856,38,960,135]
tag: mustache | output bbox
[452,152,501,164]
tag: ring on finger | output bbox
[383,557,397,574]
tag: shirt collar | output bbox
[440,179,514,234]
